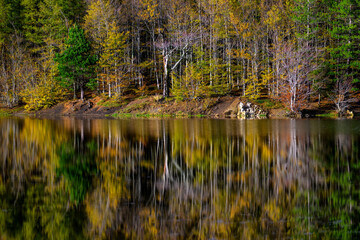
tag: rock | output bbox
[237,101,268,119]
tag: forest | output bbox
[0,0,359,114]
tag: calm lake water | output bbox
[0,117,359,239]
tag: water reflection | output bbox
[0,117,359,239]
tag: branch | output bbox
[171,42,189,71]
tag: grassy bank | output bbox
[0,107,25,116]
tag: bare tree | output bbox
[156,38,191,98]
[155,0,199,98]
[275,41,320,114]
[329,78,356,115]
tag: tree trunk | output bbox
[81,85,84,100]
[163,69,170,98]
[163,55,169,98]
[74,82,76,99]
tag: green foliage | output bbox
[0,0,22,44]
[112,112,132,118]
[315,112,338,118]
[56,0,86,24]
[256,98,282,109]
[57,141,97,204]
[55,25,97,99]
[326,0,360,86]
[0,109,11,116]
[97,95,124,108]
[0,0,11,45]
[38,0,69,46]
[21,0,43,45]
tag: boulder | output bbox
[237,101,268,119]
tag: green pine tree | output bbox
[327,0,360,89]
[55,25,97,100]
[0,0,10,45]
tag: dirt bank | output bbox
[34,96,243,117]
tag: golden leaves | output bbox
[264,199,281,222]
[138,0,158,22]
[264,6,282,28]
[139,208,158,238]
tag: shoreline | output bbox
[0,96,357,119]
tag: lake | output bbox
[0,117,359,239]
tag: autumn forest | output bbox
[0,0,359,114]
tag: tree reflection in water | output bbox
[0,117,359,239]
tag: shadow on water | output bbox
[0,117,359,239]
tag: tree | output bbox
[329,78,356,115]
[138,0,161,89]
[2,33,34,107]
[326,0,360,109]
[0,0,22,43]
[275,40,319,113]
[55,25,97,100]
[0,0,11,45]
[157,33,191,98]
[83,0,114,56]
[57,0,86,25]
[156,0,199,98]
[38,0,70,46]
[84,0,129,98]
[19,0,70,110]
[21,0,43,46]
[99,22,128,98]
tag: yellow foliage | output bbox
[230,191,252,219]
[83,0,112,49]
[172,64,209,100]
[264,199,281,222]
[231,49,251,60]
[98,21,129,96]
[244,74,262,100]
[85,186,113,240]
[140,208,158,238]
[138,0,158,21]
[264,6,282,28]
[99,161,130,208]
[20,77,66,111]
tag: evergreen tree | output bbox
[55,25,97,100]
[0,0,10,45]
[325,0,360,112]
[327,0,360,89]
[21,0,43,46]
[57,0,85,24]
